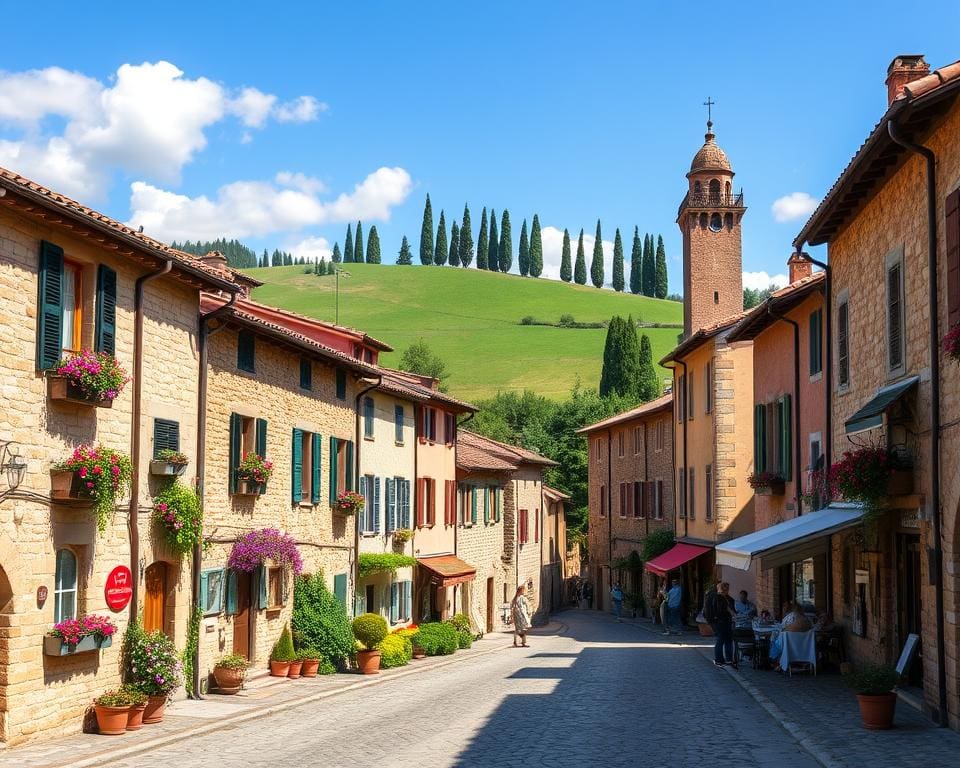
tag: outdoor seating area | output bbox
[736,614,844,677]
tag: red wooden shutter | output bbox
[427,479,436,525]
[535,509,540,543]
[947,189,960,328]
[416,479,426,527]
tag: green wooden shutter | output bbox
[258,565,268,610]
[36,240,65,370]
[229,413,242,494]
[333,573,347,608]
[198,571,209,611]
[153,418,180,457]
[225,570,238,615]
[402,480,411,528]
[780,394,792,481]
[386,478,396,531]
[237,330,255,372]
[345,440,355,491]
[358,476,368,531]
[311,433,322,505]
[483,486,489,524]
[94,265,117,356]
[255,418,268,492]
[390,582,399,623]
[496,488,503,522]
[328,436,339,503]
[753,404,765,473]
[373,477,381,533]
[291,428,303,504]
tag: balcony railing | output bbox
[678,191,745,216]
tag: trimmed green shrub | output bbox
[448,613,470,633]
[318,658,336,675]
[271,624,296,662]
[357,553,417,577]
[352,613,389,650]
[292,574,354,663]
[412,622,458,656]
[457,630,473,649]
[847,664,898,695]
[378,633,412,668]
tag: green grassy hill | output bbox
[246,264,682,402]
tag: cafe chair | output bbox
[781,630,817,676]
[733,628,756,668]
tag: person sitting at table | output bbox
[734,590,757,629]
[756,609,774,626]
[781,602,812,633]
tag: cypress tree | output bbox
[433,210,448,265]
[344,224,354,263]
[498,210,512,272]
[448,221,460,267]
[270,248,281,267]
[318,257,326,274]
[642,233,655,296]
[476,207,489,270]
[559,228,572,282]
[590,220,604,288]
[488,209,499,272]
[638,332,661,401]
[529,214,543,278]
[629,227,641,294]
[354,221,364,264]
[518,218,530,276]
[419,194,434,265]
[599,315,642,398]
[574,229,587,285]
[599,316,623,397]
[459,203,474,267]
[332,242,342,264]
[397,235,412,264]
[612,228,625,292]
[654,235,668,299]
[366,225,381,263]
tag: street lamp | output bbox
[0,441,27,490]
[335,268,351,325]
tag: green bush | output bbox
[412,622,458,656]
[297,647,321,662]
[318,658,336,675]
[292,574,354,663]
[457,630,473,649]
[352,613,389,650]
[377,634,412,668]
[271,624,296,662]
[357,553,417,578]
[448,613,470,633]
[847,664,898,695]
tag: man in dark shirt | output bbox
[705,581,736,667]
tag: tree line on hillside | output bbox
[173,239,319,269]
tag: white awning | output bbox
[715,504,865,571]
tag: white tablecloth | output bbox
[779,629,816,669]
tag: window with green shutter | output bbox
[225,570,238,615]
[199,569,226,616]
[153,419,180,458]
[94,265,117,356]
[483,486,490,524]
[299,359,312,390]
[809,309,823,377]
[753,404,766,473]
[311,433,322,505]
[777,394,792,480]
[36,240,65,370]
[255,418,268,490]
[495,488,503,522]
[237,330,255,373]
[335,368,346,399]
[229,413,243,494]
[291,428,303,504]
[344,440,354,491]
[328,436,339,503]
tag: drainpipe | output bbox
[798,250,832,473]
[765,304,803,514]
[353,374,382,610]
[643,421,649,537]
[194,290,238,699]
[888,116,947,726]
[129,260,173,623]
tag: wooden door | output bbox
[486,578,494,633]
[143,562,166,634]
[233,570,251,660]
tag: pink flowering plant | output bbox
[55,349,129,401]
[128,628,183,697]
[942,324,960,363]
[235,452,273,487]
[228,528,303,576]
[747,470,785,490]
[335,490,365,516]
[153,482,202,555]
[49,614,117,645]
[54,444,132,532]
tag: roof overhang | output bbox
[416,555,476,587]
[727,274,826,343]
[844,375,919,435]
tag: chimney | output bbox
[787,251,813,285]
[200,250,229,271]
[885,55,929,106]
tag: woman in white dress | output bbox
[511,584,531,647]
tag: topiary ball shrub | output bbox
[318,658,337,675]
[292,574,355,664]
[457,630,473,650]
[377,634,412,668]
[352,613,389,650]
[412,622,458,656]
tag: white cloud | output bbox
[772,192,819,223]
[0,66,101,126]
[540,225,615,285]
[228,87,277,128]
[289,236,332,262]
[274,96,326,123]
[743,271,788,291]
[127,166,413,242]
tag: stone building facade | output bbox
[540,486,570,615]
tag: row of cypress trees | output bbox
[558,224,668,297]
[330,221,382,264]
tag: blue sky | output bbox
[1,2,957,292]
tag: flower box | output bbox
[234,480,263,497]
[755,481,786,496]
[43,633,112,656]
[50,469,88,503]
[150,460,187,477]
[48,376,114,408]
[886,469,914,497]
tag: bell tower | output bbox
[677,112,746,338]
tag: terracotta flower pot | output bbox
[143,695,167,724]
[287,660,303,679]
[270,660,291,677]
[300,659,320,678]
[213,665,245,694]
[126,703,147,731]
[412,646,426,659]
[356,649,382,675]
[95,704,130,735]
[856,693,897,730]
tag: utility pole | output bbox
[335,268,351,324]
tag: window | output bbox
[714,290,720,304]
[359,475,380,533]
[61,261,82,355]
[886,248,905,376]
[705,465,713,522]
[199,568,225,616]
[237,330,255,373]
[416,477,436,527]
[534,509,540,543]
[709,213,723,232]
[947,189,960,327]
[753,397,792,480]
[809,309,823,377]
[617,431,624,458]
[364,397,375,439]
[336,369,347,400]
[519,509,529,544]
[291,429,320,504]
[678,468,686,518]
[54,548,78,623]
[230,414,267,494]
[599,485,606,518]
[633,481,645,518]
[809,433,823,473]
[687,371,694,421]
[390,581,413,623]
[153,418,180,458]
[656,420,664,452]
[655,479,664,520]
[444,479,457,526]
[633,426,642,455]
[837,292,850,389]
[595,438,602,463]
[385,477,411,530]
[704,360,713,414]
[267,567,284,609]
[776,396,793,481]
[618,483,628,518]
[688,467,696,520]
[300,359,312,390]
[444,413,456,446]
[420,407,437,443]
[327,437,355,503]
[709,178,721,202]
[677,375,686,422]
[394,405,405,444]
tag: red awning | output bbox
[416,555,476,587]
[644,543,711,577]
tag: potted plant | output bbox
[150,449,189,476]
[830,446,913,522]
[352,613,388,674]
[93,689,132,736]
[270,624,296,677]
[153,482,202,556]
[942,324,960,364]
[51,444,132,532]
[122,684,148,731]
[44,614,117,655]
[128,629,183,723]
[847,663,898,730]
[298,648,321,678]
[49,349,129,407]
[212,653,248,694]
[234,452,273,496]
[748,470,786,496]
[229,528,304,581]
[287,655,304,679]
[392,528,413,544]
[335,490,365,516]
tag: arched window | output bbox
[709,213,723,232]
[54,548,78,623]
[694,181,703,197]
[725,181,732,199]
[709,179,721,203]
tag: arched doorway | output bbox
[0,564,13,744]
[144,562,167,635]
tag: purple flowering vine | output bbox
[228,528,303,575]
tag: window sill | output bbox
[360,532,380,538]
[265,607,283,617]
[364,436,375,442]
[395,441,405,447]
[809,372,823,384]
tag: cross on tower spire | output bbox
[703,96,715,132]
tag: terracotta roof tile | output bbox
[727,272,825,343]
[458,430,556,468]
[660,310,751,365]
[377,368,476,412]
[576,393,674,434]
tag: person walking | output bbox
[705,581,736,667]
[610,582,624,622]
[511,584,531,647]
[583,580,593,610]
[665,578,682,635]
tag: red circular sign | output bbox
[105,565,133,612]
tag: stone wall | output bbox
[456,471,508,633]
